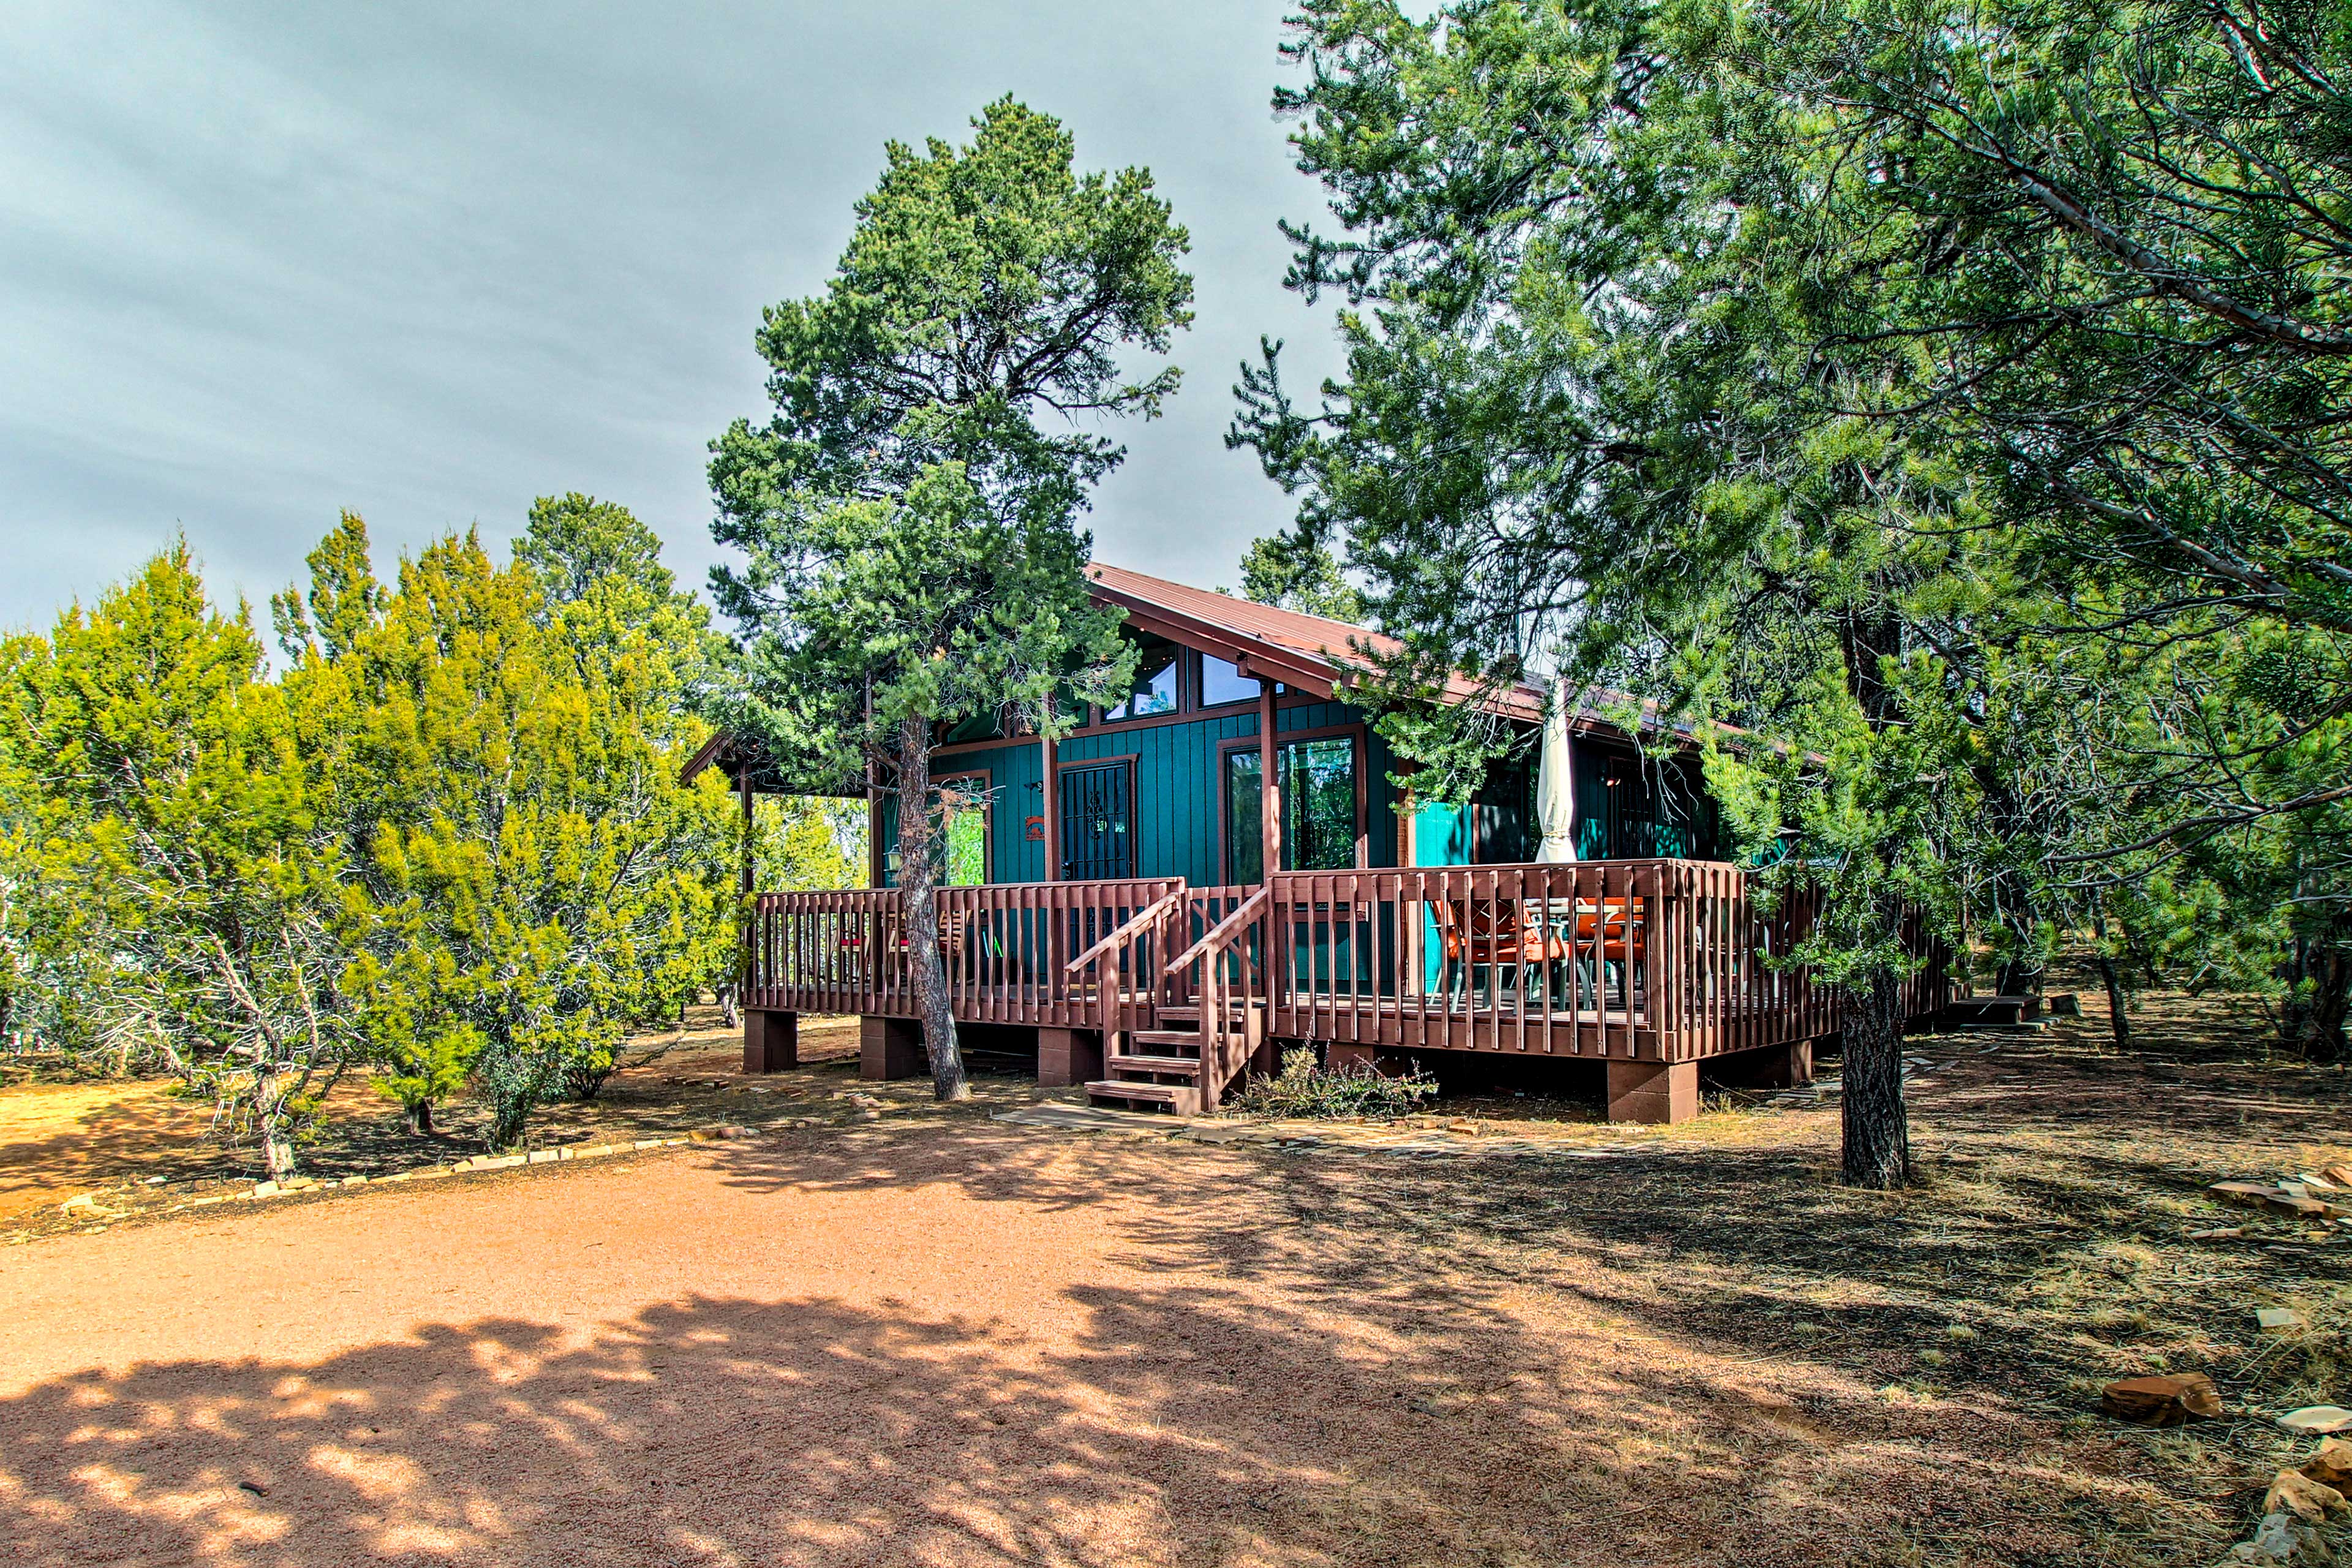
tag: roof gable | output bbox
[1084,561,1548,723]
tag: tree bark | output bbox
[253,1065,297,1179]
[407,1099,435,1137]
[1838,601,1913,1190]
[896,715,969,1102]
[2090,900,2131,1052]
[2283,927,2351,1063]
[1994,952,2045,998]
[1839,970,1911,1189]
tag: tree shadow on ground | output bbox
[685,1115,2209,1564]
[6,1094,2219,1568]
[0,1265,2177,1568]
[7,1000,2305,1566]
[684,1021,2352,1564]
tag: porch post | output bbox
[1258,679,1281,881]
[738,762,755,894]
[737,760,755,1012]
[1040,730,1058,881]
[1606,1058,1700,1124]
[744,1009,799,1073]
[864,676,884,886]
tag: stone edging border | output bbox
[173,1123,767,1210]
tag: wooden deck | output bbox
[742,861,1950,1120]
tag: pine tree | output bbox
[709,99,1193,1100]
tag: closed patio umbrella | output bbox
[1536,676,1577,862]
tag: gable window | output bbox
[1199,653,1257,709]
[1106,635,1179,722]
[1224,736,1361,882]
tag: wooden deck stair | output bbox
[1084,1001,1264,1117]
[1086,1028,1205,1115]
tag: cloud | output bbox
[0,0,1344,630]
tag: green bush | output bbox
[1227,1046,1437,1120]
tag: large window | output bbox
[1105,635,1180,722]
[1199,653,1258,708]
[1225,736,1360,882]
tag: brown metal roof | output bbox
[1084,560,1551,723]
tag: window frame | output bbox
[1100,635,1182,725]
[1216,724,1370,883]
[1194,649,1261,713]
[933,767,993,886]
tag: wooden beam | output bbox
[863,677,884,888]
[1259,678,1281,882]
[1039,729,1059,881]
[739,763,755,895]
[737,763,756,1013]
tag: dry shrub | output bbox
[1227,1046,1437,1120]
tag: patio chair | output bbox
[1564,897,1646,1008]
[842,908,972,962]
[1430,895,1570,1005]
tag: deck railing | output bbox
[1267,860,1842,1060]
[747,878,1182,1027]
[744,861,1948,1062]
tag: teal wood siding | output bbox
[883,715,1722,886]
[1571,741,1722,860]
[877,742,1046,886]
[1057,716,1242,886]
[883,698,1404,887]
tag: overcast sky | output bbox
[0,1,1348,634]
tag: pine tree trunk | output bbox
[897,716,968,1102]
[1994,954,2045,998]
[1836,605,1914,1191]
[2095,954,2132,1050]
[2285,933,2351,1063]
[2090,902,2131,1052]
[255,1066,297,1180]
[1839,971,1910,1189]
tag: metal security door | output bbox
[1059,763,1134,881]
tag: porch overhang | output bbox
[677,731,864,798]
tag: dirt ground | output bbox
[0,1014,870,1235]
[5,984,2352,1565]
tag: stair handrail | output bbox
[1165,886,1270,975]
[1190,886,1273,1113]
[1060,888,1186,979]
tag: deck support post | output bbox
[1040,731,1058,882]
[860,1015,925,1080]
[1606,1058,1698,1124]
[744,1010,799,1074]
[1038,1027,1102,1088]
[1707,1040,1812,1090]
[1257,680,1281,880]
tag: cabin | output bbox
[686,562,1946,1123]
